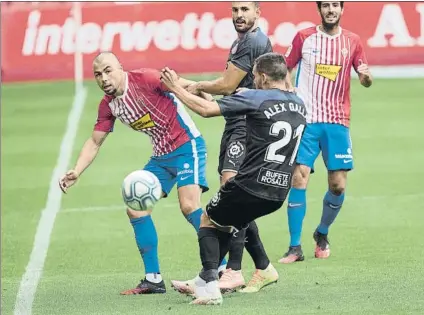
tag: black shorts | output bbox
[217,128,246,175]
[205,178,284,231]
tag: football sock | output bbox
[130,215,160,274]
[244,221,270,270]
[198,227,220,282]
[186,208,227,268]
[217,230,233,264]
[186,208,202,232]
[287,188,307,247]
[145,273,163,283]
[317,190,345,235]
[226,228,246,271]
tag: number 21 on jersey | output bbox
[265,121,305,166]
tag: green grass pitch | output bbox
[2,76,424,315]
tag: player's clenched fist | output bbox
[59,170,79,193]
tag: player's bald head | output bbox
[93,52,125,96]
[93,51,121,70]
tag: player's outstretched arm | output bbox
[59,131,109,193]
[161,68,221,118]
[177,77,196,89]
[190,62,247,96]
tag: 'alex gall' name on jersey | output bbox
[257,100,307,190]
[263,101,307,120]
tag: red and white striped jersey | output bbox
[94,68,201,156]
[285,26,367,127]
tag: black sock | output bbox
[217,230,233,264]
[226,228,246,271]
[198,227,220,282]
[245,221,270,270]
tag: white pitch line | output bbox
[60,193,424,214]
[13,87,87,315]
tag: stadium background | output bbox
[2,2,424,314]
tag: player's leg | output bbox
[174,137,209,232]
[190,184,242,305]
[170,137,228,296]
[279,123,322,264]
[206,182,280,294]
[218,138,247,291]
[314,124,352,258]
[239,220,279,293]
[120,158,175,295]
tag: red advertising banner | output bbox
[1,2,424,82]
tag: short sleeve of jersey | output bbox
[230,37,255,73]
[285,32,304,70]
[217,90,260,117]
[94,98,116,132]
[352,37,368,72]
[132,68,166,91]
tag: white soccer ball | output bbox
[121,170,162,211]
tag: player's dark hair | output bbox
[254,53,287,81]
[316,1,344,9]
[254,1,260,8]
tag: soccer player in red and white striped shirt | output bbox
[279,1,373,263]
[59,52,210,294]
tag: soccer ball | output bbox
[121,170,162,211]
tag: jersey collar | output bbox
[316,25,342,39]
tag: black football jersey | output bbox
[224,27,273,133]
[217,89,307,201]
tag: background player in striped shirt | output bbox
[279,1,373,263]
[59,52,210,294]
[171,1,273,294]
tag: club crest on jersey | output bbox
[341,47,348,57]
[315,64,342,81]
[130,113,155,130]
[210,191,221,207]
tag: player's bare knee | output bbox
[328,171,347,195]
[291,165,310,189]
[126,208,152,219]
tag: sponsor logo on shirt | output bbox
[130,113,156,130]
[315,64,342,81]
[257,167,291,189]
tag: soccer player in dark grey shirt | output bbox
[160,52,307,305]
[177,1,273,293]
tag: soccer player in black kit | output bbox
[171,1,273,294]
[160,52,307,305]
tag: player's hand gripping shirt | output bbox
[94,69,201,156]
[285,26,367,127]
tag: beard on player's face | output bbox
[321,13,341,29]
[233,16,256,33]
[100,79,117,95]
[319,5,342,30]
